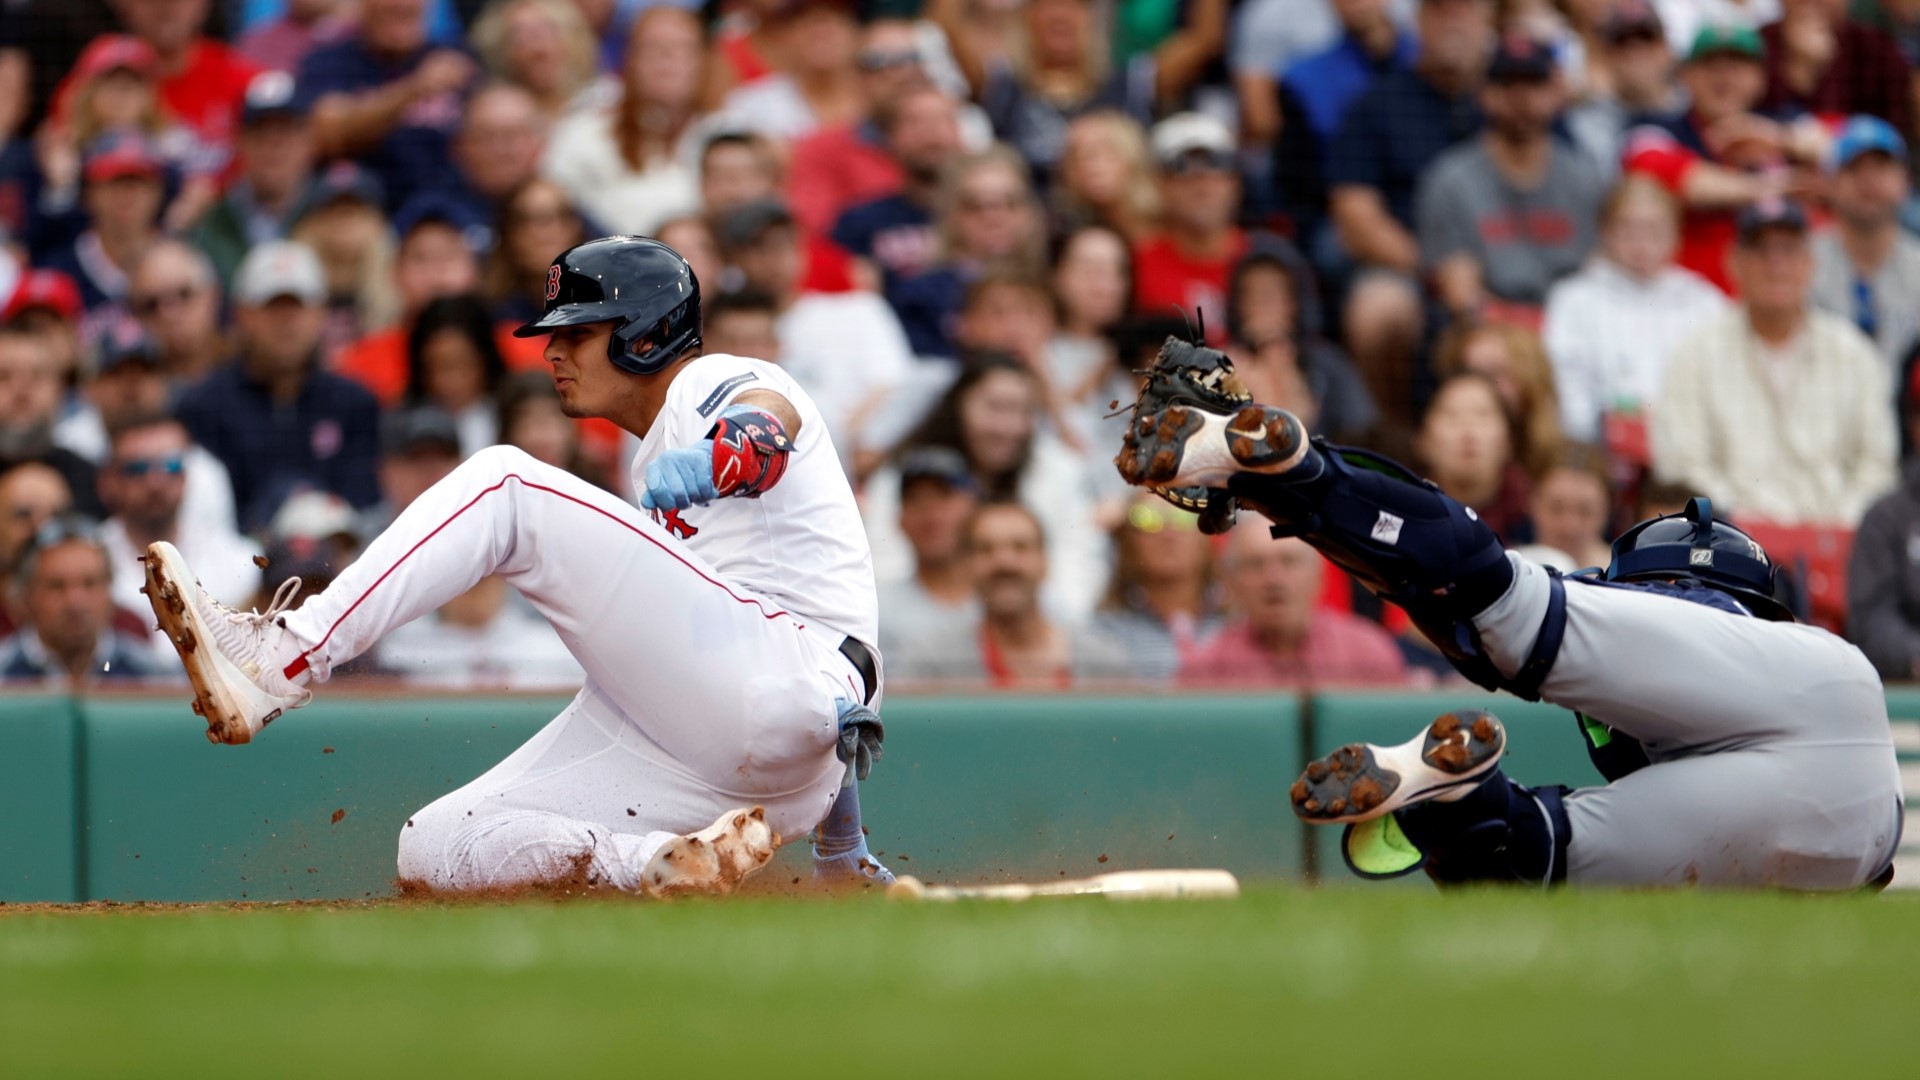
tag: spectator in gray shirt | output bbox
[888,500,1129,686]
[1416,34,1607,319]
[1810,117,1920,375]
[875,448,981,658]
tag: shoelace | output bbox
[211,576,303,630]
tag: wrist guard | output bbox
[708,404,793,498]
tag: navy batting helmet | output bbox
[1603,497,1792,621]
[512,236,700,376]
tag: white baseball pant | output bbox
[277,446,863,891]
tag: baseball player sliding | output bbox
[1116,337,1902,889]
[141,237,891,897]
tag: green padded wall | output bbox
[77,695,570,901]
[1308,690,1609,885]
[861,693,1303,883]
[0,694,80,903]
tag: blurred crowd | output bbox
[7,0,1920,692]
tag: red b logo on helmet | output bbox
[546,265,563,302]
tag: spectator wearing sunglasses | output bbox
[97,412,261,634]
[52,328,237,537]
[1091,494,1224,683]
[0,513,160,685]
[1132,114,1250,347]
[786,18,931,238]
[125,239,228,385]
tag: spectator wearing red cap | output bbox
[1,271,86,394]
[113,0,262,174]
[35,34,221,236]
[39,131,168,331]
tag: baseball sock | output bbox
[812,778,868,860]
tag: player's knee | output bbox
[459,443,539,482]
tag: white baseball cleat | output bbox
[640,806,779,898]
[140,541,311,745]
[1290,711,1508,825]
[1115,403,1313,492]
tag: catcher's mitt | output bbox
[1114,336,1251,535]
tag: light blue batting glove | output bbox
[638,442,718,511]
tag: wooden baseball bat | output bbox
[886,868,1239,902]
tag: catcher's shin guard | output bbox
[1394,771,1574,888]
[1224,442,1566,698]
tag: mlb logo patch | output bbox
[1371,511,1404,545]
[1689,549,1714,567]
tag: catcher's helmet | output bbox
[1603,497,1792,622]
[512,236,700,376]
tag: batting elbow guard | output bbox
[707,404,793,498]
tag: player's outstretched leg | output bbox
[141,541,311,744]
[641,806,779,897]
[1291,711,1572,887]
[1290,710,1508,824]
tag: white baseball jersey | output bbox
[628,354,880,646]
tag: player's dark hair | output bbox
[406,295,508,411]
[896,351,1037,498]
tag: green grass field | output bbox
[2,887,1915,1078]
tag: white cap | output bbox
[1150,112,1235,167]
[270,490,360,542]
[234,240,326,306]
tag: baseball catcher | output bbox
[1115,337,1902,889]
[140,237,891,897]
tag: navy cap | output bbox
[380,406,463,458]
[307,160,385,212]
[1487,33,1557,82]
[714,198,796,252]
[96,323,161,373]
[897,446,978,496]
[241,70,308,125]
[392,193,492,252]
[1735,197,1809,242]
[1602,0,1664,42]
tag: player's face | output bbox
[543,321,641,421]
